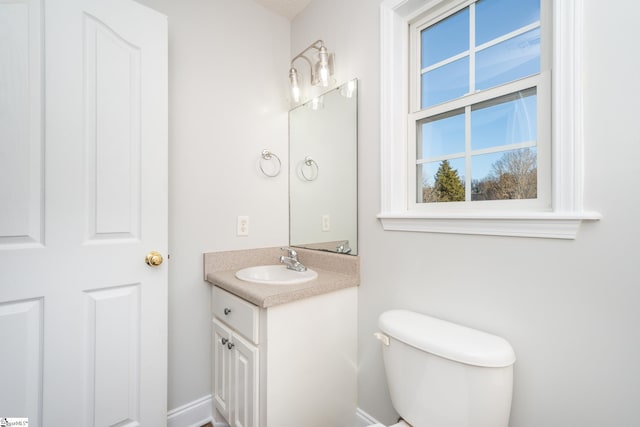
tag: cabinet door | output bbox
[231,333,259,427]
[212,318,232,421]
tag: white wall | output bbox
[293,1,640,426]
[134,0,290,412]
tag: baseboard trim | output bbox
[167,394,214,427]
[167,397,379,427]
[356,407,381,426]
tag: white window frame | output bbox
[408,2,550,212]
[379,0,600,239]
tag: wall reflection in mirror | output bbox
[289,79,358,255]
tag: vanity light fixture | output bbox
[289,39,334,102]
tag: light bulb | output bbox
[317,46,330,86]
[318,66,329,86]
[292,85,301,102]
[289,68,301,102]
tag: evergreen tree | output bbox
[434,160,465,202]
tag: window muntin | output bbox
[412,0,545,207]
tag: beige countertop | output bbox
[204,247,359,308]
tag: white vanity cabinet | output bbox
[211,284,357,427]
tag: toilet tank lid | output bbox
[378,310,516,368]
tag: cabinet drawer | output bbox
[212,286,259,344]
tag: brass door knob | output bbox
[145,251,164,267]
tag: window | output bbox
[409,0,549,210]
[379,0,600,239]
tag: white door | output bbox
[0,0,168,425]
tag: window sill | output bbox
[377,211,601,239]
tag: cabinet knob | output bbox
[224,308,232,315]
[221,338,228,345]
[227,342,235,350]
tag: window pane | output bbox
[421,8,469,69]
[471,148,537,201]
[418,158,466,203]
[418,110,465,160]
[471,88,537,151]
[422,56,469,108]
[476,28,540,91]
[476,0,540,46]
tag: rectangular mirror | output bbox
[289,79,358,255]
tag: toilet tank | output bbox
[378,310,516,427]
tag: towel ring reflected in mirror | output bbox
[301,156,319,181]
[259,149,281,177]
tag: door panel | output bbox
[84,13,141,240]
[0,0,44,247]
[85,285,141,426]
[0,298,43,426]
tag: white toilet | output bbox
[372,310,516,427]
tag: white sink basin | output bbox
[235,265,317,285]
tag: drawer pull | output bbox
[227,342,235,350]
[224,308,232,315]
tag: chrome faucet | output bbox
[336,241,352,254]
[279,247,307,272]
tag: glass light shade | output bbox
[316,46,330,86]
[289,67,301,102]
[317,63,329,86]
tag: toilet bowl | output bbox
[373,310,516,427]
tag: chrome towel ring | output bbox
[259,149,281,177]
[301,156,319,181]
